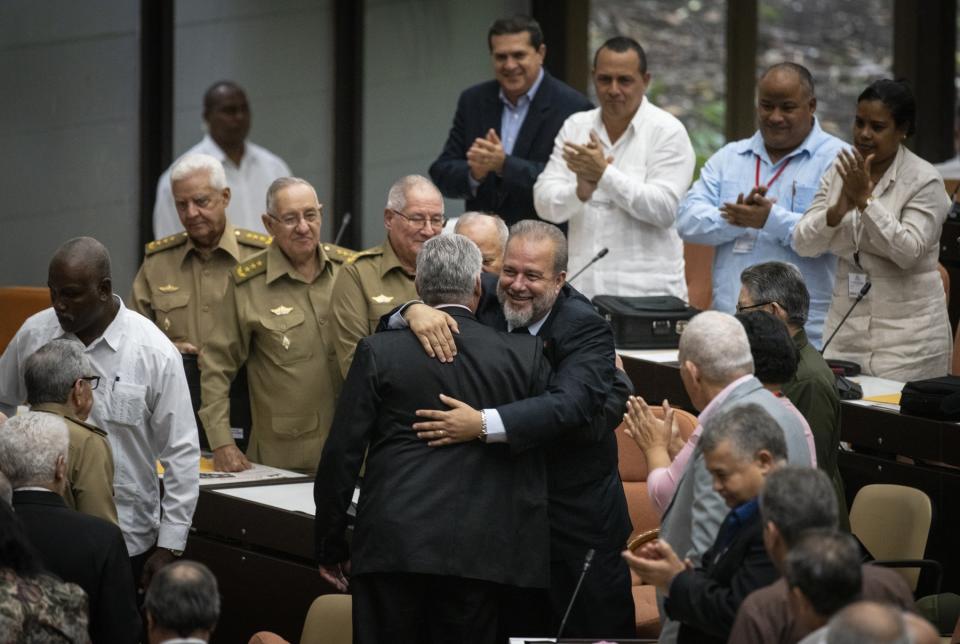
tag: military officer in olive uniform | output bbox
[23,339,118,524]
[331,175,445,375]
[200,177,354,473]
[131,153,270,353]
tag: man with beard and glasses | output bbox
[386,220,635,638]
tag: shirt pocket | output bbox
[790,184,819,214]
[151,290,191,341]
[257,308,314,365]
[111,382,148,427]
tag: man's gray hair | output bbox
[145,560,220,638]
[0,412,68,488]
[415,235,483,306]
[507,220,568,274]
[826,601,910,644]
[24,339,91,406]
[456,212,509,249]
[678,311,754,383]
[740,261,810,328]
[700,402,787,463]
[265,177,315,216]
[0,470,11,506]
[385,175,443,213]
[170,153,227,191]
[760,466,838,547]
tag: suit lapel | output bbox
[482,86,504,137]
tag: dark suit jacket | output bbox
[314,308,552,588]
[429,73,592,225]
[665,503,779,644]
[476,273,633,557]
[12,489,141,644]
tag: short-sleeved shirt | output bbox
[199,242,351,472]
[330,239,420,377]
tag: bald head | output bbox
[47,237,117,343]
[50,237,111,282]
[826,601,909,644]
[455,213,508,274]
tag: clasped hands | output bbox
[563,131,613,202]
[827,148,876,226]
[622,539,692,594]
[468,129,507,181]
[721,186,774,229]
[622,396,684,469]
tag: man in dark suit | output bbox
[404,220,635,638]
[0,411,140,644]
[313,234,552,644]
[429,15,592,225]
[624,403,786,644]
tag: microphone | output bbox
[820,281,871,354]
[555,548,594,641]
[567,248,609,284]
[333,212,352,246]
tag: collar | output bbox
[508,312,550,335]
[264,242,328,284]
[873,144,905,195]
[30,402,71,417]
[380,237,413,278]
[12,489,65,506]
[65,295,126,353]
[199,133,244,168]
[499,68,545,108]
[698,374,755,423]
[181,220,242,264]
[729,497,760,524]
[792,328,810,352]
[741,117,827,164]
[594,97,649,147]
[435,304,473,314]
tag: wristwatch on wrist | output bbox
[478,410,488,443]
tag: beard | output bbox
[496,280,557,329]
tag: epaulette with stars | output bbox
[323,243,358,264]
[144,232,188,256]
[235,228,272,248]
[346,245,385,265]
[233,250,268,284]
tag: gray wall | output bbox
[0,1,141,289]
[173,0,335,241]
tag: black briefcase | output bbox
[592,295,699,349]
[899,375,960,420]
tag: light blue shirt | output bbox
[676,119,847,348]
[468,68,546,195]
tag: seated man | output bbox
[145,560,220,643]
[820,601,911,644]
[454,212,508,274]
[0,412,140,643]
[24,338,117,523]
[624,403,785,644]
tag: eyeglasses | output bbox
[78,375,100,390]
[736,301,776,313]
[269,208,322,228]
[389,209,445,230]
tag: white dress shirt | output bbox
[534,100,696,300]
[153,134,292,238]
[0,297,200,555]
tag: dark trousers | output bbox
[351,572,501,644]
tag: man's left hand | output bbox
[721,187,774,229]
[467,129,507,179]
[563,131,611,183]
[622,539,686,593]
[413,394,482,446]
[140,548,178,591]
[318,561,350,592]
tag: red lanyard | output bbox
[755,156,792,191]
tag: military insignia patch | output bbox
[270,305,293,316]
[158,284,179,293]
[371,294,394,304]
[281,334,291,350]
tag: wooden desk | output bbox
[620,352,960,593]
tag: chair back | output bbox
[849,484,932,591]
[300,594,351,644]
[0,287,50,352]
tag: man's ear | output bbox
[54,454,67,483]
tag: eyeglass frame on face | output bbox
[388,208,445,230]
[735,300,777,313]
[78,375,100,391]
[268,206,323,228]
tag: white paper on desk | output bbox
[617,348,679,363]
[198,462,303,487]
[215,482,316,515]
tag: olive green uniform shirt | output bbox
[32,402,118,525]
[199,242,352,472]
[782,328,850,529]
[129,221,271,347]
[330,240,419,377]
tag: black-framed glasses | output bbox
[736,301,776,313]
[389,209,445,230]
[78,375,100,391]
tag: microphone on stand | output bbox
[821,281,872,355]
[333,212,352,246]
[567,248,609,284]
[555,548,595,641]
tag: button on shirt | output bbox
[676,119,847,348]
[153,134,292,238]
[0,298,200,556]
[534,100,696,300]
